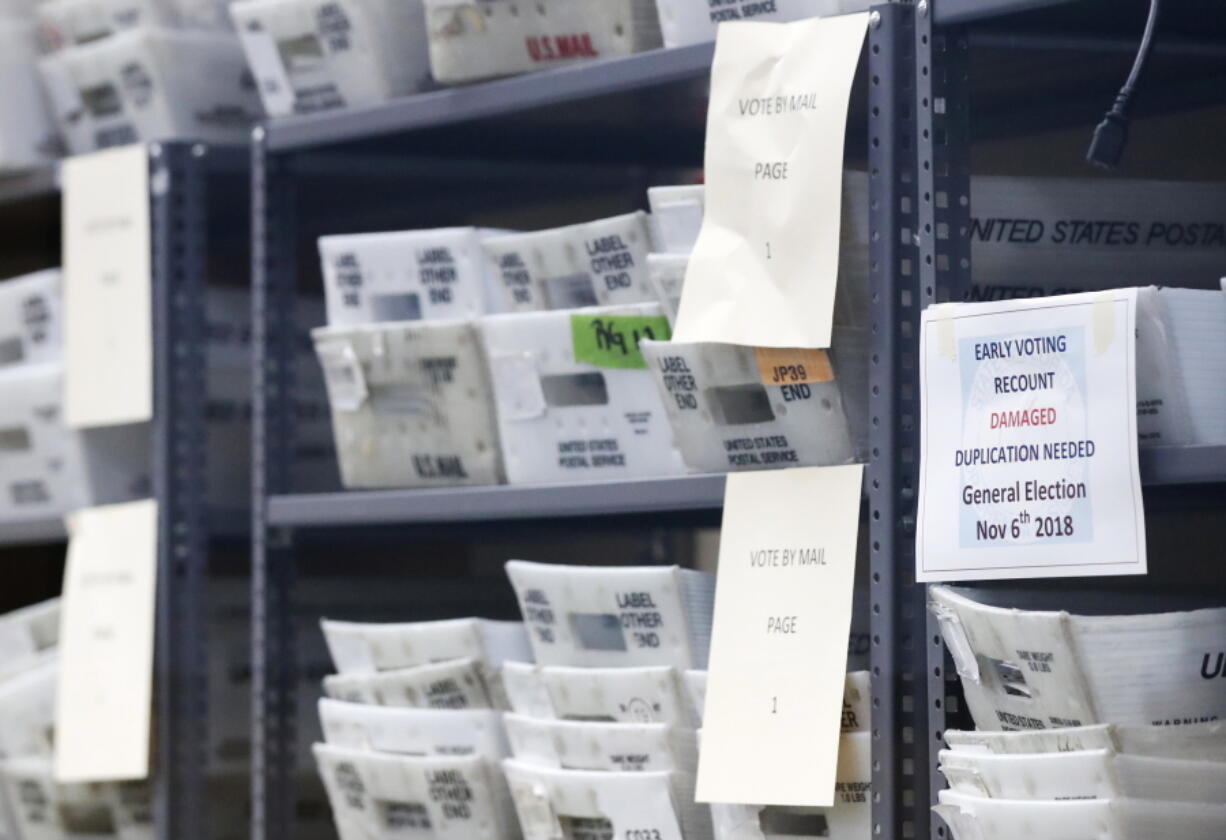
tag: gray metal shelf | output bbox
[1140,445,1226,486]
[0,517,66,545]
[268,475,726,526]
[263,43,714,152]
[0,166,57,205]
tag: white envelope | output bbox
[323,658,507,710]
[479,303,687,484]
[502,662,696,726]
[312,318,504,489]
[940,748,1226,803]
[505,561,714,669]
[314,743,517,840]
[319,228,509,327]
[318,700,508,761]
[503,759,706,840]
[944,721,1226,763]
[0,270,61,370]
[230,0,431,117]
[931,585,1226,730]
[935,787,1226,840]
[481,214,657,312]
[708,731,871,840]
[321,617,530,674]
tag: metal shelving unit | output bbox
[267,475,727,527]
[1,142,250,840]
[251,9,911,840]
[251,2,1226,840]
[893,2,1226,839]
[150,141,241,840]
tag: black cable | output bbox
[1086,0,1161,170]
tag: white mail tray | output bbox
[318,700,509,760]
[482,213,657,312]
[424,0,662,85]
[38,27,261,154]
[315,743,517,840]
[503,662,695,726]
[931,585,1226,731]
[641,327,869,473]
[230,0,432,117]
[321,617,530,673]
[0,270,61,369]
[313,319,504,489]
[478,303,686,484]
[319,228,508,327]
[323,658,511,710]
[505,560,713,670]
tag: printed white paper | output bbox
[54,499,157,782]
[673,15,868,349]
[63,145,153,428]
[916,291,1146,581]
[697,465,863,806]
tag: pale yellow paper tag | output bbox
[55,499,158,782]
[674,15,869,349]
[63,145,152,428]
[697,465,863,806]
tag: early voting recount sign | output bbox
[916,290,1146,581]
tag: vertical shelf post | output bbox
[914,5,971,836]
[868,3,926,840]
[251,132,300,840]
[150,141,211,840]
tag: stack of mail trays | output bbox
[316,614,533,840]
[0,598,158,840]
[312,182,868,492]
[500,559,714,840]
[501,559,875,840]
[0,269,149,526]
[930,586,1226,840]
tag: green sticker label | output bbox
[570,314,672,370]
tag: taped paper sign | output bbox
[916,291,1146,581]
[698,465,863,806]
[673,15,868,349]
[63,145,153,429]
[55,499,157,782]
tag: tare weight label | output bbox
[916,290,1146,581]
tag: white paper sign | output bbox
[63,145,153,429]
[55,499,158,782]
[697,465,862,806]
[673,15,868,349]
[916,291,1146,581]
